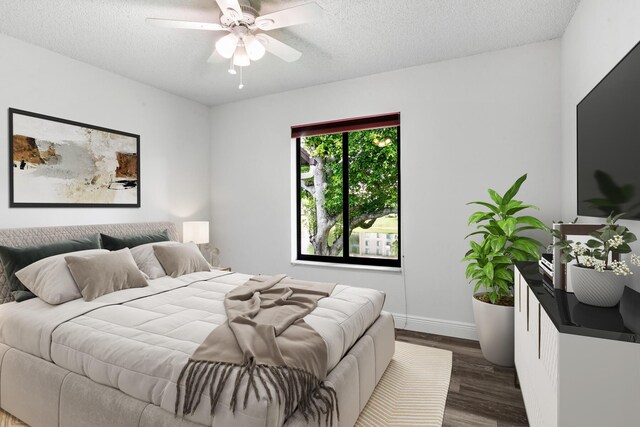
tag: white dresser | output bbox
[514,263,640,427]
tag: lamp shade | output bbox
[244,35,266,61]
[215,33,239,59]
[183,221,209,244]
[233,43,250,66]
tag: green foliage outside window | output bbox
[299,127,399,259]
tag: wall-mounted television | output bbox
[577,39,640,219]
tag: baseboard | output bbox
[392,313,478,341]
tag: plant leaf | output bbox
[612,212,626,223]
[491,256,512,265]
[511,239,541,259]
[468,211,492,225]
[495,268,513,281]
[601,229,614,242]
[586,239,601,248]
[512,236,545,249]
[502,174,527,205]
[483,262,494,282]
[550,229,563,239]
[467,201,500,214]
[510,248,533,261]
[516,216,549,231]
[491,236,508,253]
[483,224,505,236]
[499,218,517,236]
[616,243,632,254]
[465,263,479,278]
[513,226,540,234]
[472,270,485,280]
[560,253,574,263]
[487,189,503,206]
[464,231,488,239]
[506,205,537,216]
[489,292,497,304]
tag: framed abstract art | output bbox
[9,108,140,207]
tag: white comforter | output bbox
[0,271,385,426]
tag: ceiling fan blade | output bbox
[257,34,302,62]
[255,2,323,31]
[215,0,244,21]
[146,18,226,31]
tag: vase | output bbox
[570,264,628,307]
[472,293,514,367]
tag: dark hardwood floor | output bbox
[395,329,529,427]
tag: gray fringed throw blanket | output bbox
[175,274,339,426]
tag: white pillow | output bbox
[15,249,109,305]
[129,241,181,279]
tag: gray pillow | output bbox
[65,248,148,301]
[15,249,109,305]
[0,234,102,302]
[130,241,181,279]
[153,242,210,278]
[100,230,170,251]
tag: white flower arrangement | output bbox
[553,213,640,276]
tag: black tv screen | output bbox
[577,40,640,219]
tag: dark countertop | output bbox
[516,262,640,344]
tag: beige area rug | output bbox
[0,412,26,427]
[0,341,452,427]
[355,341,453,427]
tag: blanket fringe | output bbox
[175,358,339,426]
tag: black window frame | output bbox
[294,113,401,268]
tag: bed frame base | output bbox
[0,312,394,427]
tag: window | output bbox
[294,113,400,267]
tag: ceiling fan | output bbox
[147,0,322,88]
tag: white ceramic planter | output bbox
[472,293,514,367]
[570,264,628,307]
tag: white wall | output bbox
[561,0,640,291]
[210,40,563,339]
[0,34,211,232]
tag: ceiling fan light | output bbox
[215,33,238,59]
[244,36,266,61]
[233,44,250,66]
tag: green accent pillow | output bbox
[100,230,170,251]
[0,234,102,302]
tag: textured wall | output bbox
[209,40,563,338]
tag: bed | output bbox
[0,222,394,427]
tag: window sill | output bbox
[290,259,402,273]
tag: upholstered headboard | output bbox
[0,222,179,304]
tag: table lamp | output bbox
[183,221,209,245]
[183,221,218,265]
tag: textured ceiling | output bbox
[0,0,580,106]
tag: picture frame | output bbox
[8,108,140,208]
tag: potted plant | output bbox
[551,213,640,307]
[463,174,548,366]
